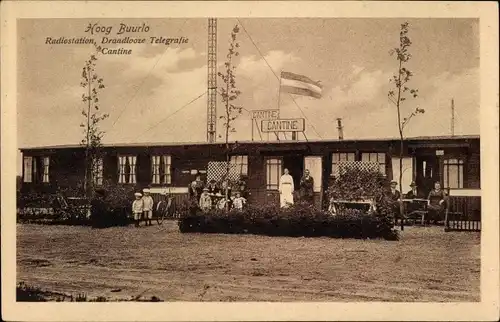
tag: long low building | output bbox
[18,135,480,218]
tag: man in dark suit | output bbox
[390,180,401,201]
[404,181,426,218]
[405,181,424,199]
[389,180,402,221]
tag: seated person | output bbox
[232,191,246,210]
[427,181,447,224]
[189,174,205,203]
[405,181,424,199]
[405,181,426,216]
[206,179,220,194]
[389,180,402,220]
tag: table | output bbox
[329,199,376,215]
[402,198,428,225]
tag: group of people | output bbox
[131,188,155,227]
[279,168,315,208]
[389,180,448,222]
[130,170,448,223]
[189,174,248,212]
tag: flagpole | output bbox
[278,70,282,111]
[277,70,282,140]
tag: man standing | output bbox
[299,169,315,205]
[189,174,205,204]
[142,188,154,226]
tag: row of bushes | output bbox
[16,282,162,302]
[178,202,399,240]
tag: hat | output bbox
[390,180,397,185]
[203,187,209,191]
[410,181,417,187]
[143,188,150,193]
[134,192,142,197]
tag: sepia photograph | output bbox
[1,1,499,321]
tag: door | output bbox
[304,156,323,207]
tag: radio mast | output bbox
[207,18,218,143]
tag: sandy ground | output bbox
[17,222,480,302]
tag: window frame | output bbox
[443,157,465,189]
[92,157,104,186]
[361,152,386,175]
[230,155,249,177]
[331,152,356,176]
[42,156,50,183]
[23,156,34,183]
[117,154,137,184]
[151,154,172,185]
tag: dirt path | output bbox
[17,222,480,301]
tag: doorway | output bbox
[282,154,304,189]
[415,155,440,197]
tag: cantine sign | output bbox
[261,118,305,132]
[251,109,279,120]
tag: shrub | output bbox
[178,203,399,240]
[328,167,397,222]
[17,179,137,227]
[17,282,48,302]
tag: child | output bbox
[142,188,154,226]
[232,191,246,210]
[199,187,212,212]
[132,192,144,227]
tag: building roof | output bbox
[19,134,480,151]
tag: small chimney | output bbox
[336,118,344,140]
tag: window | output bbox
[23,156,33,183]
[152,155,172,184]
[118,155,137,184]
[331,152,355,176]
[266,158,282,190]
[230,155,248,176]
[361,152,386,175]
[42,156,50,183]
[92,157,104,186]
[443,158,464,188]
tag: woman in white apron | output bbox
[279,168,294,208]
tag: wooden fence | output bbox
[445,193,481,232]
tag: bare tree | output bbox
[218,24,242,208]
[80,50,109,198]
[388,22,424,228]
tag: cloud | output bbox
[272,67,479,140]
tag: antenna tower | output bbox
[207,18,218,143]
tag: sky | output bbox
[18,18,479,151]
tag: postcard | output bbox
[1,1,499,321]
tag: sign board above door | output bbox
[261,118,305,133]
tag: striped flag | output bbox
[280,71,323,99]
